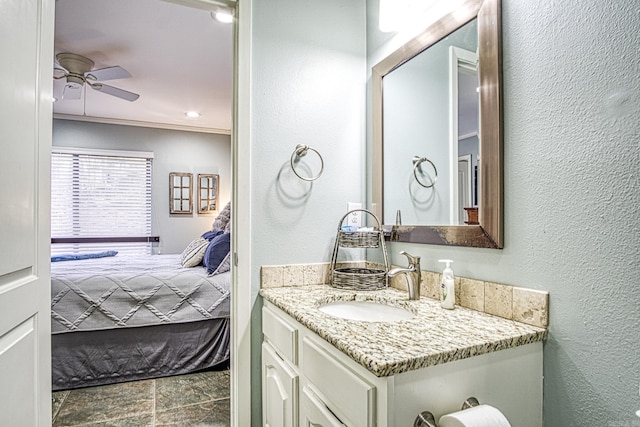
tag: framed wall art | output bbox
[169,172,193,215]
[198,174,219,215]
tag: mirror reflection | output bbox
[383,19,478,226]
[372,0,503,248]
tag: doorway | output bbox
[449,46,479,224]
[50,0,242,424]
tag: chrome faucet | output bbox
[387,251,421,300]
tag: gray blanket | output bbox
[51,254,230,333]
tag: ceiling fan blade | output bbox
[62,83,82,100]
[53,65,68,79]
[86,66,131,82]
[91,83,140,102]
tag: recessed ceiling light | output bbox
[185,111,201,118]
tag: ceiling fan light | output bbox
[185,111,201,118]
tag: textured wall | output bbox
[249,0,367,423]
[367,0,640,425]
[250,0,367,266]
[52,120,231,254]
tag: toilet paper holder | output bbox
[413,396,480,427]
[461,397,480,410]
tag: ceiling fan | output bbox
[54,52,140,102]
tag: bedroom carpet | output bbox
[51,369,230,426]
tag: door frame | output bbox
[169,1,253,425]
[449,46,478,224]
[47,0,252,424]
[230,0,253,426]
[457,154,473,223]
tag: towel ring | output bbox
[413,155,438,188]
[291,144,324,181]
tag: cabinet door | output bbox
[300,386,346,427]
[302,337,376,427]
[263,343,299,427]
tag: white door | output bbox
[0,0,55,425]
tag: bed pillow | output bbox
[51,250,118,262]
[211,201,231,232]
[202,230,223,241]
[203,232,231,275]
[180,237,209,268]
[210,251,231,276]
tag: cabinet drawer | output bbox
[301,385,346,427]
[302,337,375,427]
[263,304,299,364]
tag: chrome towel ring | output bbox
[290,144,324,181]
[412,155,438,188]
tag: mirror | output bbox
[372,0,503,248]
[198,174,219,214]
[169,172,193,215]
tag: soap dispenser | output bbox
[438,259,455,309]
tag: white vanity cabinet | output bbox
[262,300,544,427]
[263,301,373,427]
[262,343,298,427]
[300,385,346,427]
[262,303,299,427]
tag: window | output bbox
[51,147,153,255]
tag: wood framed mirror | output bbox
[169,172,193,215]
[372,0,503,248]
[198,173,219,214]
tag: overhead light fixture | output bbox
[379,0,450,33]
[211,6,234,24]
[379,0,407,32]
[185,111,201,118]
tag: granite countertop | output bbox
[260,285,547,377]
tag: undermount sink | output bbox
[318,300,414,322]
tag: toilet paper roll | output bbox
[438,404,511,427]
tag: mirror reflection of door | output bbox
[458,155,473,223]
[451,46,479,224]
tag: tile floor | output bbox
[51,370,230,426]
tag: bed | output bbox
[50,253,230,390]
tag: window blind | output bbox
[51,148,153,255]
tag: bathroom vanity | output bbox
[260,285,546,427]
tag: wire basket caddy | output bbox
[329,209,389,290]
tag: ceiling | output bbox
[53,0,233,134]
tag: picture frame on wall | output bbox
[198,174,219,215]
[169,172,193,215]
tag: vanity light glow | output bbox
[378,0,406,32]
[211,7,234,24]
[378,0,465,33]
[185,111,201,118]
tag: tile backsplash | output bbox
[260,261,549,328]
